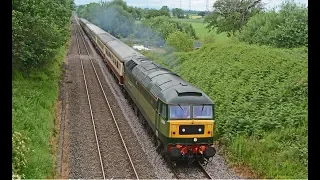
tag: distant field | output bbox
[173,18,228,43]
[135,18,228,43]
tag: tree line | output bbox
[204,0,308,48]
[12,0,74,72]
[76,0,197,49]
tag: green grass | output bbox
[12,45,67,179]
[173,18,228,43]
[142,41,308,179]
[227,126,307,178]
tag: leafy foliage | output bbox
[144,41,307,178]
[13,46,67,178]
[145,9,170,19]
[166,31,194,52]
[12,131,30,179]
[198,11,206,17]
[172,8,185,18]
[204,0,264,35]
[160,6,170,14]
[238,1,308,48]
[12,0,73,72]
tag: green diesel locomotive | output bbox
[79,17,216,164]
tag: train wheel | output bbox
[151,134,157,145]
[156,140,163,153]
[123,90,128,99]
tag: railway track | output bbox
[171,162,213,179]
[74,18,139,179]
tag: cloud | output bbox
[74,0,308,11]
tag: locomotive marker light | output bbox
[194,138,198,142]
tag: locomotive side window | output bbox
[161,103,167,119]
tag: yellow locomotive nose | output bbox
[169,120,214,138]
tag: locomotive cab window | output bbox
[169,105,191,119]
[193,105,213,119]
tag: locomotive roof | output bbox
[127,58,214,105]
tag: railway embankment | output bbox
[142,42,308,179]
[12,44,69,179]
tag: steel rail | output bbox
[74,17,106,180]
[198,161,213,179]
[171,162,212,179]
[76,18,139,179]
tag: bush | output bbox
[176,41,307,178]
[238,1,308,48]
[166,31,194,52]
[202,34,216,44]
[12,131,30,179]
[143,41,307,178]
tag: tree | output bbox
[127,6,142,20]
[204,0,264,36]
[198,11,206,18]
[160,6,170,14]
[145,9,170,19]
[238,1,308,48]
[172,8,184,18]
[166,31,194,52]
[103,0,128,10]
[96,5,135,38]
[12,0,73,71]
[134,7,142,20]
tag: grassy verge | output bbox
[142,41,308,178]
[12,45,68,179]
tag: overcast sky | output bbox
[74,0,308,11]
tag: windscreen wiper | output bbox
[201,105,204,115]
[178,104,184,112]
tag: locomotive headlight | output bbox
[198,128,202,132]
[194,138,197,142]
[182,128,186,132]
